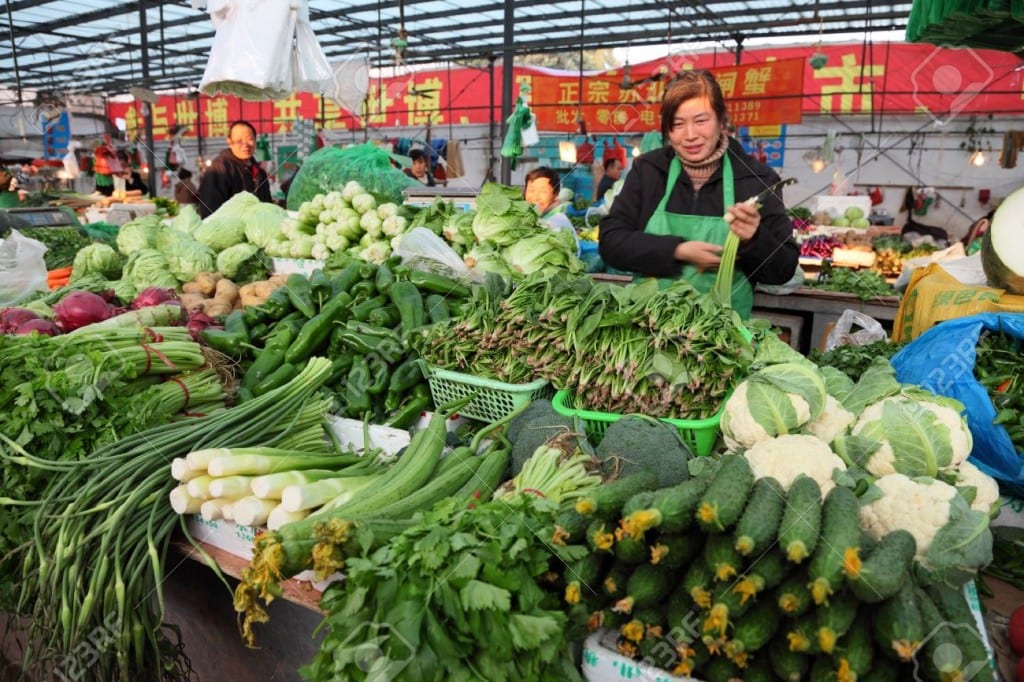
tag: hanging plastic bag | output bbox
[393,227,484,285]
[62,141,81,179]
[0,230,49,306]
[890,313,1024,491]
[285,143,417,210]
[823,309,888,352]
[520,113,540,148]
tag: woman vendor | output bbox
[598,70,798,318]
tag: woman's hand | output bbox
[674,240,723,272]
[724,200,761,240]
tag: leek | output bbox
[168,485,202,515]
[207,476,256,500]
[267,505,310,531]
[232,497,278,527]
[207,452,357,477]
[250,469,349,500]
[281,474,380,512]
[186,475,215,500]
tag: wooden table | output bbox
[753,287,901,354]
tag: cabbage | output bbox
[501,231,584,276]
[170,205,202,235]
[115,218,160,256]
[844,206,865,221]
[155,227,217,282]
[193,216,246,252]
[122,249,178,290]
[243,203,287,248]
[464,242,512,277]
[71,243,123,280]
[211,191,262,219]
[471,183,542,246]
[216,243,268,282]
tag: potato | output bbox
[179,293,209,311]
[214,278,240,304]
[194,272,221,296]
[204,301,233,317]
[182,282,205,295]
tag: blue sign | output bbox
[42,111,71,160]
[738,125,786,169]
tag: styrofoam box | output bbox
[812,195,872,221]
[992,495,1024,529]
[271,258,326,276]
[582,630,698,681]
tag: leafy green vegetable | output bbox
[809,339,906,380]
[919,493,994,587]
[810,263,895,300]
[170,204,202,235]
[193,215,246,252]
[242,202,287,247]
[157,228,217,282]
[300,496,587,681]
[13,226,91,269]
[71,242,123,280]
[114,216,161,255]
[216,243,265,280]
[122,248,179,290]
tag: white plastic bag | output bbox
[393,227,484,284]
[0,230,49,306]
[199,0,332,100]
[824,309,887,352]
[62,141,81,179]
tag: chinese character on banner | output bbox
[586,80,611,104]
[814,53,885,114]
[175,100,199,134]
[742,66,773,95]
[717,71,738,98]
[555,108,576,125]
[558,82,580,105]
[205,97,230,138]
[404,77,443,126]
[362,84,394,125]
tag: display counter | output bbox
[753,287,901,354]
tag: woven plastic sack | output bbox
[0,230,49,306]
[286,143,418,210]
[890,312,1024,489]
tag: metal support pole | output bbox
[138,0,156,197]
[499,0,514,185]
[487,55,496,183]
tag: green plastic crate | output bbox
[551,389,724,457]
[420,363,553,423]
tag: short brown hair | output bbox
[660,70,729,138]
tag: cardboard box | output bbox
[582,630,697,682]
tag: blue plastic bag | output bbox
[890,312,1024,488]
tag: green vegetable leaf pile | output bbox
[810,262,895,300]
[301,495,588,682]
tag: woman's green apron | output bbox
[644,154,754,318]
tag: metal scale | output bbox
[0,205,82,231]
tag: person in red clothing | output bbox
[197,120,273,217]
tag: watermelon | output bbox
[981,188,1024,294]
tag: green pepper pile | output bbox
[975,329,1024,450]
[201,255,470,428]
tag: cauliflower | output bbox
[744,434,847,497]
[955,460,1000,516]
[859,473,956,561]
[801,395,856,445]
[852,395,972,478]
[721,380,811,451]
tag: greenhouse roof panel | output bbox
[0,0,922,96]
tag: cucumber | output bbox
[807,484,861,605]
[574,469,659,519]
[451,446,507,501]
[785,615,820,654]
[614,533,650,565]
[649,533,703,569]
[847,529,916,603]
[733,476,786,556]
[777,567,814,616]
[923,584,995,682]
[562,553,607,606]
[615,564,674,615]
[834,614,875,680]
[916,586,966,682]
[740,657,775,682]
[770,635,811,681]
[696,454,754,532]
[586,519,616,554]
[778,475,823,564]
[682,560,715,610]
[664,583,696,634]
[627,475,710,535]
[703,582,751,639]
[732,550,786,605]
[814,591,858,654]
[633,606,665,631]
[699,653,741,682]
[874,580,924,662]
[703,533,743,582]
[621,490,659,517]
[724,597,779,663]
[602,562,630,598]
[859,656,902,682]
[553,507,591,544]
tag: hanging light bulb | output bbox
[970,150,986,167]
[620,63,634,91]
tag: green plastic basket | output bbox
[551,389,724,457]
[421,363,553,423]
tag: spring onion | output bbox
[266,505,310,531]
[250,469,352,500]
[207,475,256,500]
[281,474,381,512]
[231,497,278,527]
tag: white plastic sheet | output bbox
[198,0,332,100]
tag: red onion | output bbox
[0,308,40,333]
[15,318,61,336]
[186,310,220,341]
[131,287,179,310]
[53,291,115,332]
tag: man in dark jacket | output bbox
[198,120,273,217]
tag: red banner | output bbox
[106,42,1023,142]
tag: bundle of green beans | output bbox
[2,357,336,681]
[413,272,752,419]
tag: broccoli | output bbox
[595,416,692,487]
[506,399,584,477]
